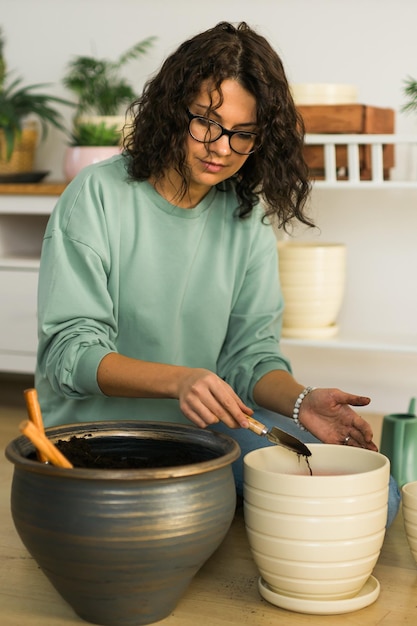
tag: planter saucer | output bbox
[258,575,380,615]
[0,171,50,184]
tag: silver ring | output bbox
[344,435,351,445]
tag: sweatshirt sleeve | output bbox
[37,175,118,398]
[216,213,291,406]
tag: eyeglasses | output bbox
[187,110,258,155]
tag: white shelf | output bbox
[312,180,417,190]
[305,133,417,188]
[0,257,40,270]
[0,351,36,374]
[282,332,417,355]
[0,194,58,215]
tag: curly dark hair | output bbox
[124,21,313,231]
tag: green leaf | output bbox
[116,36,157,68]
[70,121,121,146]
[402,76,417,114]
[62,36,156,117]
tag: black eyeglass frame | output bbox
[186,109,258,155]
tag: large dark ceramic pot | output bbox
[5,421,240,626]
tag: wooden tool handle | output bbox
[19,420,73,469]
[24,388,47,463]
[246,415,268,437]
[24,388,44,432]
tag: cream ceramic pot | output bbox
[290,83,358,105]
[402,480,417,566]
[244,444,389,612]
[277,241,346,338]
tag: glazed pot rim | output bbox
[244,444,389,481]
[5,420,241,480]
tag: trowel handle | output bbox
[408,397,416,416]
[246,415,268,437]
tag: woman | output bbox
[36,22,399,523]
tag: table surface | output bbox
[1,406,417,626]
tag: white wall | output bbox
[3,0,417,179]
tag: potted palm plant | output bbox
[62,36,155,180]
[0,27,72,179]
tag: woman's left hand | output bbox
[298,388,378,451]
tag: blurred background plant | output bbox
[0,26,72,162]
[402,76,417,114]
[62,36,156,118]
[62,36,155,149]
[69,120,121,146]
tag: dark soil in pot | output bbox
[45,435,220,469]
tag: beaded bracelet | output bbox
[292,386,316,430]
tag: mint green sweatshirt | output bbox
[36,155,291,426]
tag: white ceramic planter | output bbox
[244,444,389,615]
[277,241,346,338]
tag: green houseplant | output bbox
[62,36,155,180]
[63,36,156,144]
[69,119,122,147]
[0,27,72,171]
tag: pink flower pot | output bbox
[63,146,121,181]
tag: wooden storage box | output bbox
[297,104,395,180]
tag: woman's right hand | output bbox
[177,368,253,429]
[97,354,252,429]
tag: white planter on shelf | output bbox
[290,83,357,105]
[277,241,346,339]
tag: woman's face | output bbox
[185,79,257,203]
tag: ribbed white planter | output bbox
[244,444,389,614]
[277,241,346,339]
